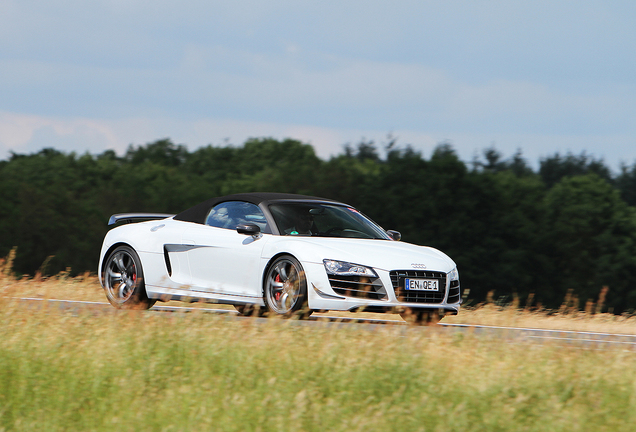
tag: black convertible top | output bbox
[173,192,341,224]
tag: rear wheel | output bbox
[263,255,311,318]
[399,308,441,326]
[103,245,155,309]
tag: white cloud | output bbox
[0,112,123,156]
[2,112,633,174]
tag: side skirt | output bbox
[147,285,265,307]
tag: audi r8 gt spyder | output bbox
[98,192,461,323]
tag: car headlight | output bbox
[323,259,378,277]
[448,267,459,281]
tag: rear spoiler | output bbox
[108,213,175,225]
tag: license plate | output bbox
[405,278,439,291]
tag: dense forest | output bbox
[2,137,636,313]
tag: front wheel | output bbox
[102,245,155,309]
[263,255,311,318]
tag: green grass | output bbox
[1,298,636,432]
[2,257,636,431]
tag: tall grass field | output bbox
[2,259,636,431]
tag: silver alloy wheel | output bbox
[104,248,140,305]
[264,256,305,315]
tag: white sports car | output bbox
[98,193,460,323]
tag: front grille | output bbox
[447,280,460,304]
[390,270,447,304]
[328,275,387,300]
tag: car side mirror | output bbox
[386,230,401,241]
[237,223,261,236]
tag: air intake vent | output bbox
[447,280,460,304]
[327,275,387,300]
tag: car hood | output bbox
[268,237,456,273]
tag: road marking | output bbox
[440,322,636,339]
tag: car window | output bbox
[205,201,270,232]
[268,203,390,239]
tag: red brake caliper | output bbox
[274,274,282,301]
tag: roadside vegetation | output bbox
[6,245,636,431]
[2,268,636,431]
[4,251,636,335]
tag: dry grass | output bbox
[2,256,636,430]
[3,250,636,334]
[444,304,636,335]
[2,292,636,431]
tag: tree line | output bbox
[2,137,636,313]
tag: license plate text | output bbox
[405,278,439,291]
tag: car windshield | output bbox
[268,202,390,239]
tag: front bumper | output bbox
[304,262,461,314]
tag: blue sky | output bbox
[1,0,635,169]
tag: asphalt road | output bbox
[9,297,636,351]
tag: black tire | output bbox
[263,255,311,318]
[102,245,156,309]
[399,308,441,326]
